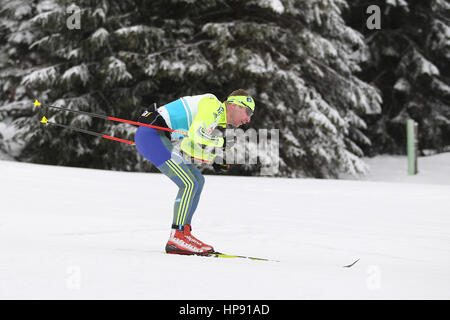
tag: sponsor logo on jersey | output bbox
[141,110,152,117]
[206,106,224,133]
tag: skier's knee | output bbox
[191,179,203,193]
[196,174,205,189]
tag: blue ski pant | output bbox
[134,126,205,227]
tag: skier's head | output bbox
[224,89,255,127]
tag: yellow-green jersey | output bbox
[157,94,226,163]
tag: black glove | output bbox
[222,136,236,150]
[212,156,230,173]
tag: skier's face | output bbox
[228,104,252,127]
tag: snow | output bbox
[14,3,32,19]
[1,153,450,299]
[8,29,34,45]
[259,0,285,14]
[115,25,150,36]
[90,28,109,43]
[187,62,209,75]
[245,53,269,75]
[92,8,106,22]
[414,51,440,77]
[30,10,59,25]
[201,23,233,41]
[350,153,450,186]
[36,0,60,13]
[62,64,89,85]
[67,48,81,59]
[386,0,409,9]
[0,113,27,159]
[434,0,450,11]
[21,66,58,86]
[394,78,411,93]
[104,57,132,83]
[432,78,450,96]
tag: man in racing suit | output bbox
[135,89,255,255]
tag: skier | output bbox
[134,89,255,255]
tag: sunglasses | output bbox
[227,98,254,116]
[245,107,254,116]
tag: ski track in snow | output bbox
[1,155,450,299]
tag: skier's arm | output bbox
[189,97,225,148]
[180,97,225,162]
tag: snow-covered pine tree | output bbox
[0,0,38,159]
[347,0,450,155]
[2,0,381,177]
[1,0,146,170]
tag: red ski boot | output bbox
[165,226,212,255]
[183,225,214,253]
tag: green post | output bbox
[407,119,418,175]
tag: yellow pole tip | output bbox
[33,99,41,107]
[40,116,48,124]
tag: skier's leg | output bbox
[182,163,205,226]
[158,160,213,253]
[175,163,212,251]
[135,126,212,253]
[156,159,203,227]
[135,126,205,227]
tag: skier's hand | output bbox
[212,156,230,173]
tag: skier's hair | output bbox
[227,89,251,98]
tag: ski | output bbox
[203,252,280,262]
[165,251,279,262]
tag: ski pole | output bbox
[33,99,188,135]
[40,116,136,145]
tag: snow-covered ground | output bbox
[1,153,449,299]
[352,152,450,186]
